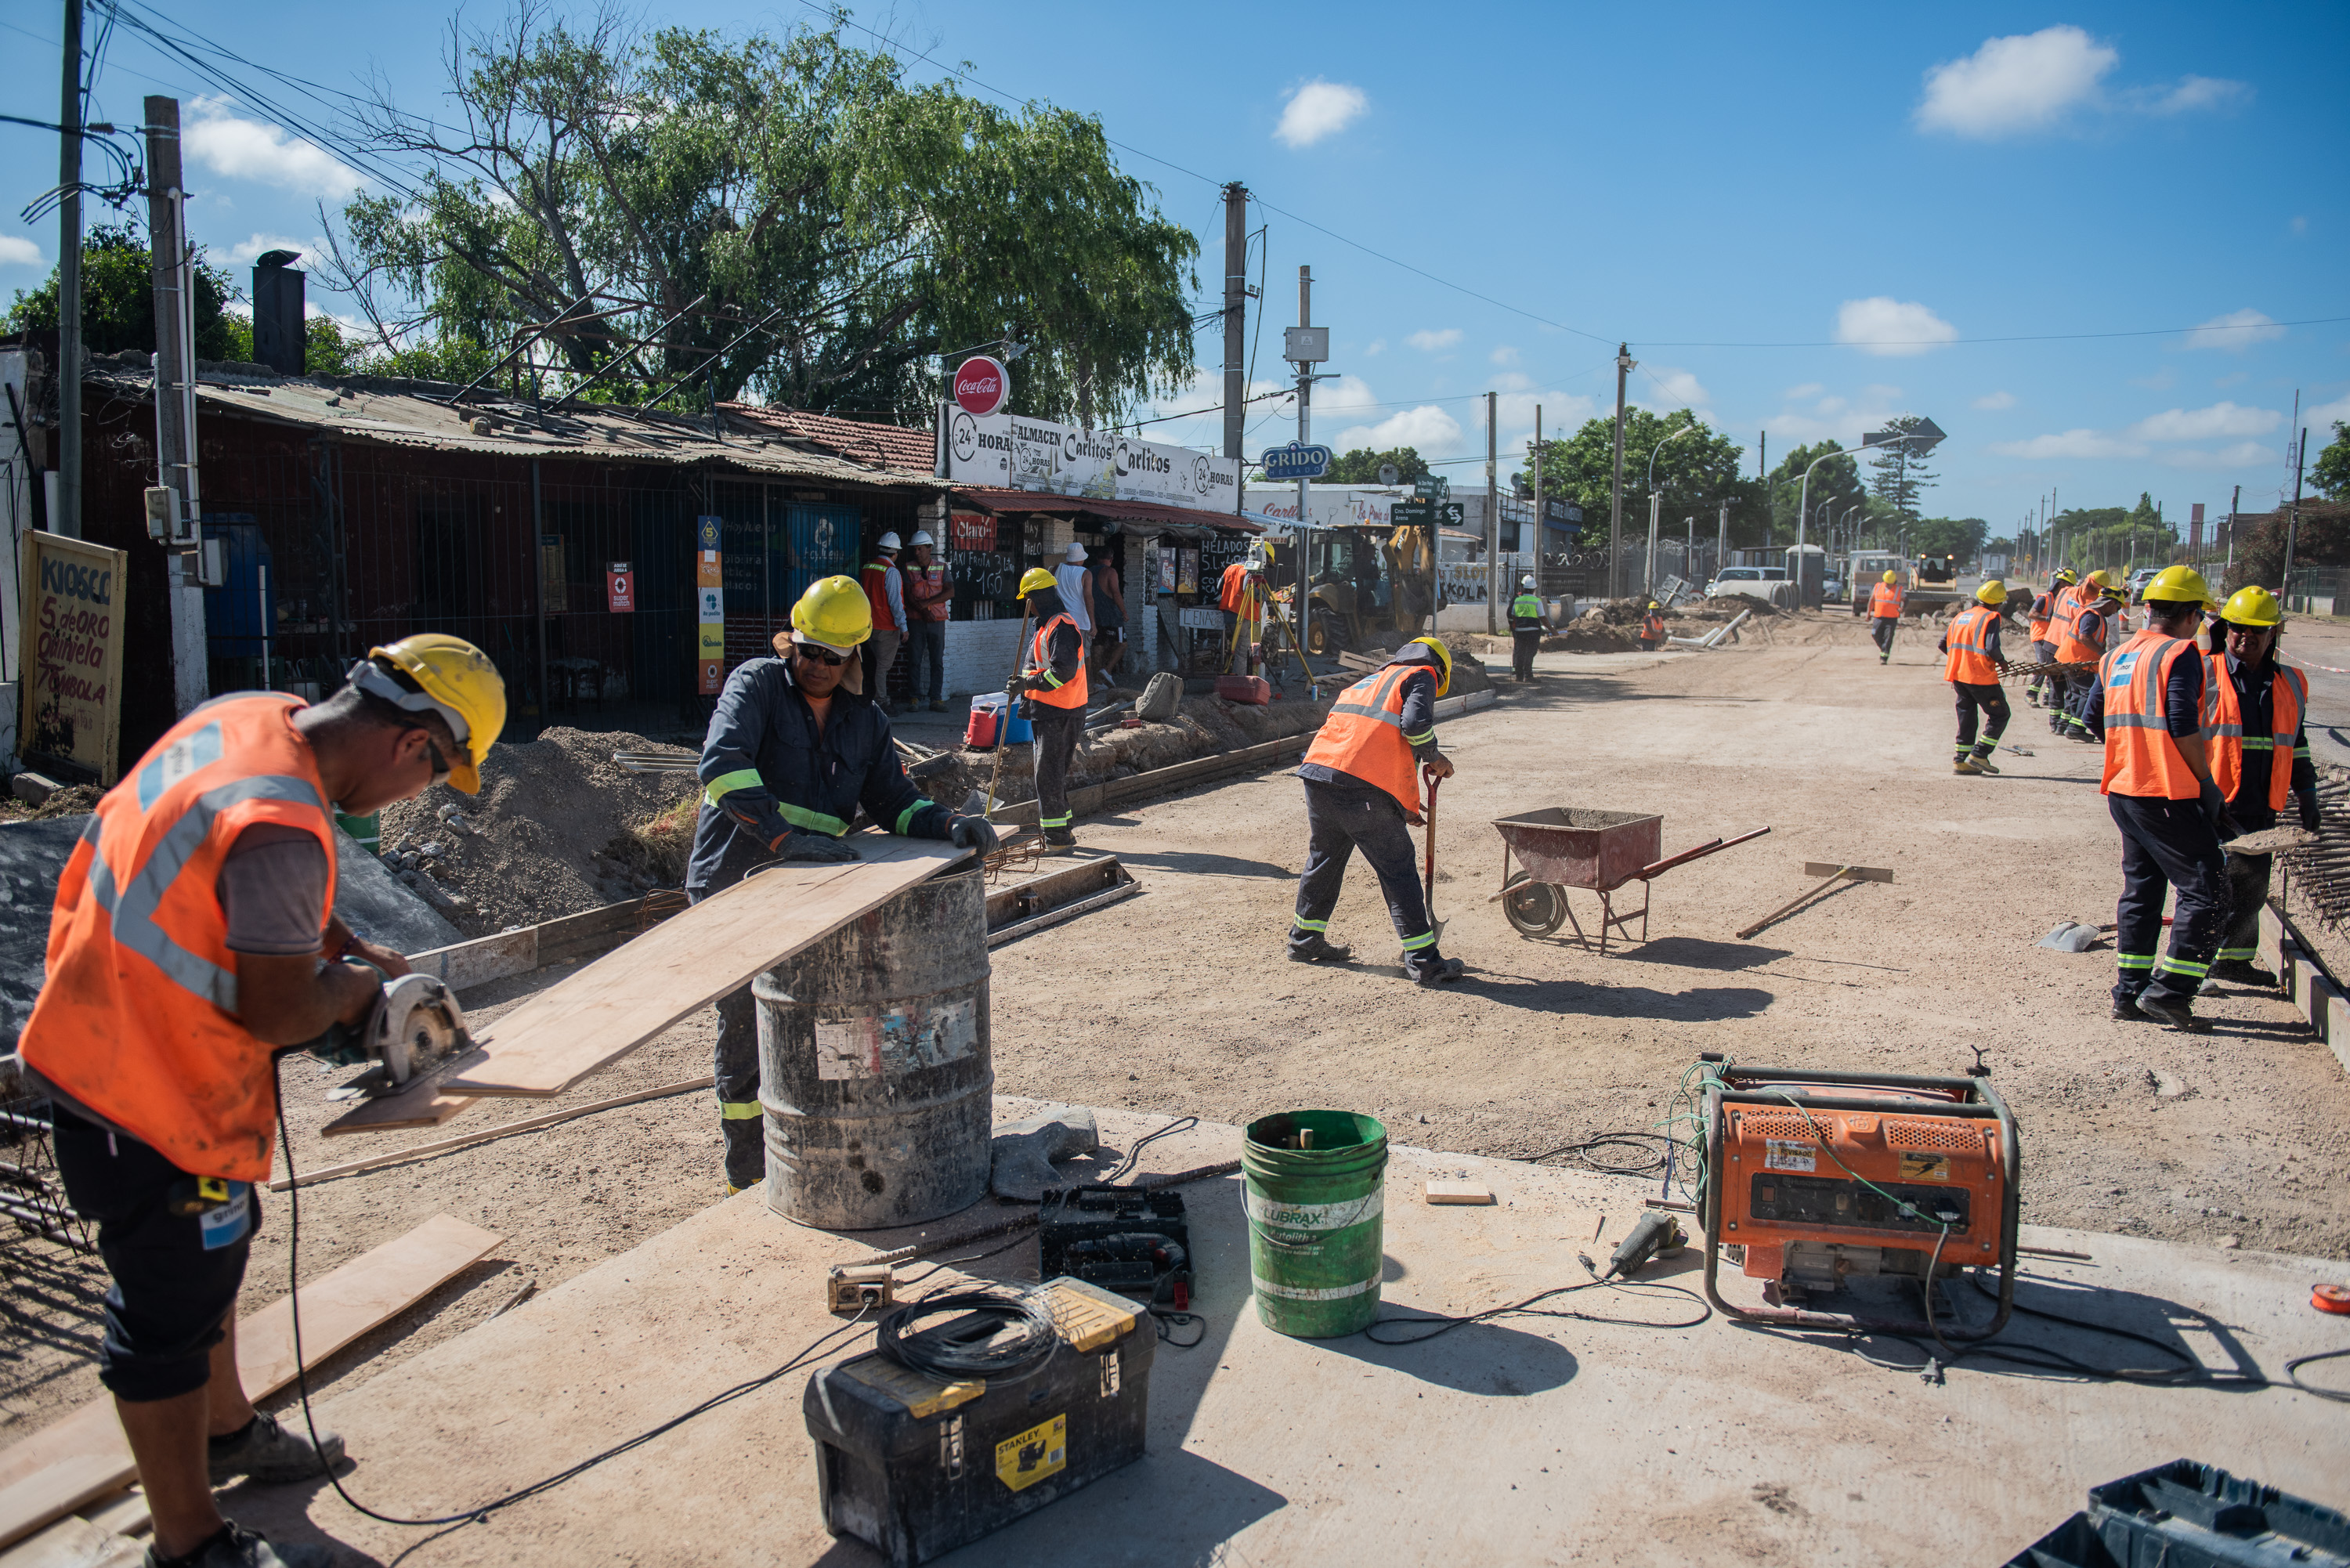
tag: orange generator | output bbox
[1697,1059,2019,1338]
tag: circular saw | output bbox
[374,973,472,1086]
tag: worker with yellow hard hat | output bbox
[2202,585,2318,987]
[2049,569,2117,736]
[1638,601,1667,651]
[1940,581,2012,774]
[15,634,507,1568]
[1867,569,1904,663]
[691,576,999,1190]
[1008,565,1090,854]
[2081,564,2231,1030]
[1291,635,1465,985]
[2024,568,2075,707]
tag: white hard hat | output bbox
[877,532,901,551]
[909,530,935,547]
[1521,575,1536,589]
[1065,540,1088,562]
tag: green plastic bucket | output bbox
[1242,1110,1389,1338]
[335,811,381,856]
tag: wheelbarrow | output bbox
[1489,807,1770,954]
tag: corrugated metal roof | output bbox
[84,357,935,487]
[720,403,938,473]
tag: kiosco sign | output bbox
[20,533,128,783]
[953,355,1010,417]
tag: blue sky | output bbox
[3,0,2344,537]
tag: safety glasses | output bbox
[793,642,852,667]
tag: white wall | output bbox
[0,348,28,768]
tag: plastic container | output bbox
[2001,1459,2350,1567]
[964,693,1033,749]
[1242,1110,1388,1338]
[335,811,381,857]
[1214,674,1270,706]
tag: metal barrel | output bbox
[755,863,992,1229]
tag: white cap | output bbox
[1065,540,1088,562]
[1521,575,1536,589]
[877,532,902,551]
[909,530,935,547]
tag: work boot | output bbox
[1953,755,1986,775]
[1288,932,1354,963]
[145,1523,335,1568]
[207,1411,344,1485]
[2207,958,2280,988]
[1402,950,1466,986]
[1041,827,1079,856]
[2134,989,2214,1033]
[930,699,950,714]
[1970,750,2001,775]
[2110,993,2149,1021]
[721,1118,765,1193]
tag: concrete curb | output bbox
[2258,903,2350,1077]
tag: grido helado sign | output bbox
[20,533,129,784]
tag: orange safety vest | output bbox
[859,559,900,631]
[2049,583,2088,646]
[1642,612,1665,642]
[1300,663,1429,816]
[1868,582,1904,618]
[2099,628,2201,800]
[19,695,338,1182]
[2202,653,2307,811]
[1219,562,1251,613]
[2057,600,2112,665]
[1024,612,1089,710]
[1943,605,1999,684]
[2027,592,2054,643]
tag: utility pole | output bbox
[1716,502,1728,588]
[143,96,208,716]
[2226,482,2240,583]
[1644,490,1659,598]
[1531,405,1544,612]
[1485,389,1499,633]
[1608,345,1633,600]
[1295,266,1312,662]
[2284,426,2308,604]
[1220,182,1248,461]
[56,0,83,537]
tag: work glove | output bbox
[771,829,861,863]
[1005,674,1036,696]
[2196,779,2225,830]
[948,815,1000,854]
[2300,793,2323,834]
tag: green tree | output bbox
[5,224,239,360]
[1865,414,1940,526]
[337,8,1198,421]
[1520,407,1759,548]
[1909,517,1990,558]
[2312,421,2350,500]
[2048,497,2180,573]
[1320,446,1426,484]
[1766,439,1866,545]
[217,312,372,377]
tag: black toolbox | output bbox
[804,1276,1154,1566]
[1038,1185,1192,1306]
[2004,1459,2350,1567]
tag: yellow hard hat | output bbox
[1976,580,2008,605]
[1882,570,1897,583]
[2084,569,2115,589]
[2142,564,2213,604]
[790,575,873,652]
[1410,635,1453,698]
[2221,585,2283,627]
[364,634,506,795]
[2054,567,2077,585]
[1015,566,1059,598]
[1647,601,1660,609]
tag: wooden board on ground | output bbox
[0,1216,499,1549]
[284,1078,711,1190]
[3,1513,145,1566]
[320,1077,479,1137]
[1801,862,1896,883]
[436,837,970,1099]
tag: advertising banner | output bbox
[943,406,1241,512]
[608,562,634,612]
[20,533,128,783]
[696,515,723,694]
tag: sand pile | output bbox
[378,728,700,938]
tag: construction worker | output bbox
[859,532,906,714]
[2024,568,2074,706]
[1008,566,1088,854]
[1638,602,1666,651]
[2056,577,2127,741]
[692,577,999,1190]
[1509,575,1551,681]
[2092,564,2229,1031]
[17,636,505,1568]
[2204,586,2319,987]
[1940,581,2010,775]
[1289,637,1465,985]
[1867,570,1904,663]
[2049,569,2114,730]
[900,529,953,714]
[1054,539,1095,656]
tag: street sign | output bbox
[1260,441,1333,480]
[953,355,1010,417]
[1282,326,1329,364]
[1412,475,1451,500]
[1862,417,1945,453]
[1392,500,1466,529]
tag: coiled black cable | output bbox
[877,1286,1060,1383]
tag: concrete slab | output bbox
[233,1102,2350,1566]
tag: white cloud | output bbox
[1916,26,2116,138]
[2137,75,2250,115]
[186,96,363,200]
[1405,328,1461,353]
[2155,442,2278,470]
[1766,385,1909,448]
[225,231,320,266]
[1362,338,1386,357]
[1834,297,1959,356]
[1639,365,1712,412]
[2128,401,2281,441]
[1274,80,1368,149]
[2130,366,2178,390]
[1972,389,2016,410]
[1490,345,1520,367]
[1783,382,1824,400]
[2183,308,2285,352]
[2304,393,2350,433]
[1988,429,2148,460]
[0,235,42,268]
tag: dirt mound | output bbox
[1692,594,1783,619]
[14,783,103,821]
[378,728,700,938]
[923,692,1332,815]
[1553,621,1640,653]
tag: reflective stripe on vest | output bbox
[2057,603,2110,665]
[1943,605,1998,684]
[2051,586,2084,646]
[2099,629,2200,800]
[2201,655,2305,811]
[1870,583,1904,617]
[1511,594,1542,620]
[19,695,338,1183]
[2028,593,2054,640]
[1302,664,1425,815]
[1026,612,1089,709]
[860,562,898,630]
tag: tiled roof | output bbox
[720,403,938,474]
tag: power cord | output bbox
[1365,1256,1712,1346]
[1104,1117,1198,1184]
[1523,1132,1674,1178]
[877,1286,1060,1384]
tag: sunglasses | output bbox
[793,642,851,667]
[409,728,453,782]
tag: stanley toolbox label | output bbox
[996,1414,1067,1493]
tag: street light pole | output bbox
[1608,345,1634,599]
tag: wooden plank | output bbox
[438,837,971,1098]
[277,1078,711,1191]
[0,1215,501,1545]
[0,1461,125,1560]
[70,1490,146,1541]
[1799,862,1896,883]
[0,1511,144,1568]
[1425,1180,1495,1205]
[321,1078,479,1137]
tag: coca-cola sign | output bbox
[953,354,1010,417]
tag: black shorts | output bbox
[51,1107,259,1403]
